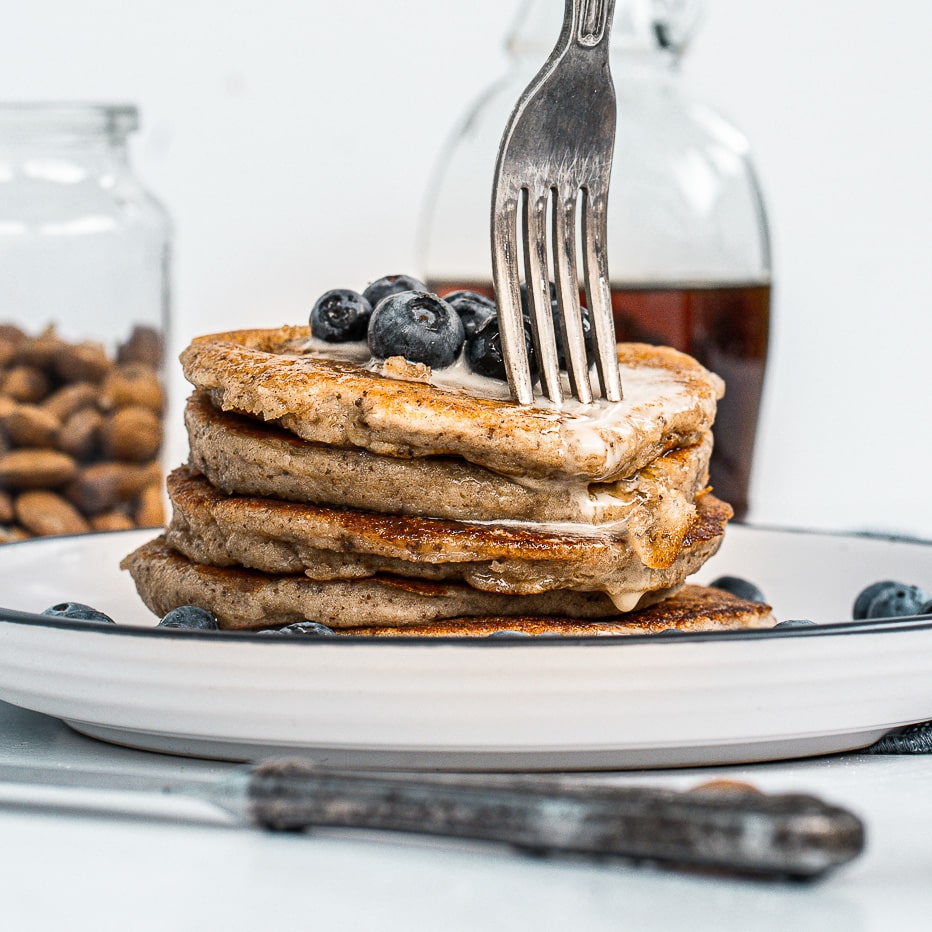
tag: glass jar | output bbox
[419,0,770,519]
[0,103,171,541]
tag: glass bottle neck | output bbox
[507,0,701,62]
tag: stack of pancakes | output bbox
[122,326,775,635]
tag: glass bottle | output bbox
[0,103,171,541]
[419,0,770,519]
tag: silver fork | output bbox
[492,0,622,406]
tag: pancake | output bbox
[344,585,776,636]
[121,536,680,629]
[126,318,739,636]
[120,537,774,633]
[165,467,729,607]
[185,392,714,527]
[180,328,724,482]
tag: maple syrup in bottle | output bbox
[420,1,771,519]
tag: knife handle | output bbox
[246,760,864,879]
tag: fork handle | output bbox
[568,0,616,49]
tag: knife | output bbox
[0,758,864,880]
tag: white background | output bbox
[1,0,930,538]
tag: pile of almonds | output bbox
[0,322,166,542]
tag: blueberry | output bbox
[368,291,465,369]
[443,291,498,337]
[157,605,219,630]
[553,303,593,369]
[774,619,817,629]
[920,600,932,616]
[488,629,532,638]
[257,621,336,637]
[362,274,427,310]
[309,289,373,342]
[465,314,537,383]
[709,576,766,604]
[42,602,115,624]
[520,281,593,369]
[853,580,902,619]
[520,281,557,314]
[864,584,930,620]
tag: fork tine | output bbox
[581,187,623,401]
[522,189,563,403]
[552,187,593,405]
[492,188,534,404]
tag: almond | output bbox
[54,341,111,383]
[0,490,14,524]
[42,382,99,421]
[0,449,77,488]
[15,489,90,537]
[91,510,136,532]
[0,338,20,368]
[0,326,166,542]
[58,408,103,460]
[0,525,31,543]
[16,327,67,369]
[99,364,164,413]
[101,406,162,462]
[3,404,61,448]
[0,324,27,345]
[3,366,51,403]
[117,325,163,368]
[66,461,160,514]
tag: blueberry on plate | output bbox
[368,291,465,369]
[487,629,532,638]
[157,605,219,630]
[774,619,817,629]
[443,290,497,337]
[853,580,903,619]
[465,314,537,382]
[42,602,115,624]
[708,575,766,604]
[864,584,930,620]
[257,621,336,637]
[309,289,373,342]
[362,274,427,310]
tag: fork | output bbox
[492,0,622,406]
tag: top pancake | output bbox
[180,327,724,482]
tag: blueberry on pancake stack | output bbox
[121,276,775,635]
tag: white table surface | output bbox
[2,701,931,932]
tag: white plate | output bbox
[0,527,930,770]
